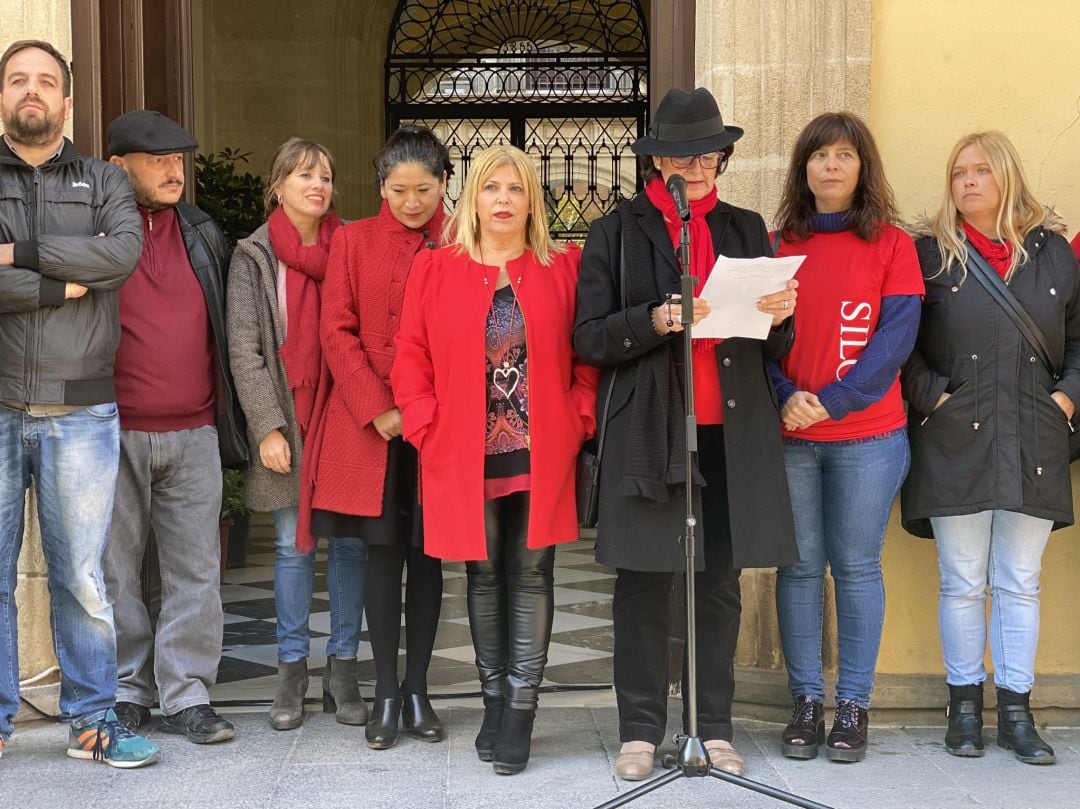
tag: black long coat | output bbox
[901,225,1080,538]
[573,194,799,573]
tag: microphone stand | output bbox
[593,214,834,809]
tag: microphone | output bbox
[666,174,690,222]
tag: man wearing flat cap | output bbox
[103,109,246,745]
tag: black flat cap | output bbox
[107,110,198,157]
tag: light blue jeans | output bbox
[931,510,1052,693]
[0,403,121,740]
[272,508,366,663]
[775,429,909,709]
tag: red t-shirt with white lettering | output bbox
[775,224,923,441]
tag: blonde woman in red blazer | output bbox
[309,127,451,750]
[392,145,598,775]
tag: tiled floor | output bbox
[211,516,616,703]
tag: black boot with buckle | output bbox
[782,695,825,759]
[996,688,1055,765]
[825,699,868,762]
[945,682,984,757]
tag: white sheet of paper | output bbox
[693,253,805,340]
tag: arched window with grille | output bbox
[385,0,649,241]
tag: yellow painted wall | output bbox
[871,0,1080,674]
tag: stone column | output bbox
[695,0,871,227]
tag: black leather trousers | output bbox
[466,491,555,711]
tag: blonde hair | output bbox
[927,131,1044,283]
[264,137,337,217]
[445,145,562,266]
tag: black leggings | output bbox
[364,543,443,699]
[465,491,555,710]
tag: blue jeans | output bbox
[775,429,909,708]
[931,510,1052,693]
[0,403,121,740]
[273,508,366,663]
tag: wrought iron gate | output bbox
[386,0,649,241]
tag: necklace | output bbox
[490,284,522,400]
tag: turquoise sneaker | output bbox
[67,709,161,768]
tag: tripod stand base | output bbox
[592,736,840,809]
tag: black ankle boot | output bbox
[945,683,984,757]
[492,707,536,775]
[475,695,506,762]
[402,692,444,742]
[825,699,868,762]
[782,695,825,759]
[365,696,401,750]
[996,688,1055,765]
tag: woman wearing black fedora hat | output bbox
[574,87,800,781]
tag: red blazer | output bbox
[312,202,444,517]
[391,243,599,561]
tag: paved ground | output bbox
[3,698,1078,809]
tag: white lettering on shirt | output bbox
[837,301,872,380]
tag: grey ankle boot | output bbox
[270,659,308,730]
[323,656,368,726]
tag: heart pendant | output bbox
[493,365,520,399]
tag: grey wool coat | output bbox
[226,223,303,512]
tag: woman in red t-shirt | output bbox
[769,112,924,762]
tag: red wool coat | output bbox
[311,201,445,517]
[391,244,599,561]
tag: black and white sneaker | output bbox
[158,704,236,744]
[113,701,152,733]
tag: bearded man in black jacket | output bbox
[0,39,159,768]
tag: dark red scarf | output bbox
[963,220,1012,279]
[644,177,724,424]
[268,205,342,436]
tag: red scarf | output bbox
[644,177,724,424]
[963,220,1012,279]
[268,205,342,436]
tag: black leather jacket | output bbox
[175,202,248,468]
[0,138,142,404]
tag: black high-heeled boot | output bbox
[945,683,984,757]
[402,691,443,742]
[365,696,402,750]
[996,688,1055,765]
[475,694,506,762]
[492,705,537,775]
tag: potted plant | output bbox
[220,468,249,571]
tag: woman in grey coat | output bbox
[226,138,366,730]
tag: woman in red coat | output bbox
[309,126,451,749]
[392,145,598,775]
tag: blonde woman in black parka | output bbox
[902,131,1080,766]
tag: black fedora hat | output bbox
[631,88,744,157]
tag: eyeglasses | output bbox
[668,152,723,170]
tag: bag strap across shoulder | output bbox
[964,249,1059,378]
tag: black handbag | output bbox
[964,249,1080,462]
[576,232,626,528]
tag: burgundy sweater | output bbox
[113,206,215,432]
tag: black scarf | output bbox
[617,204,707,501]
